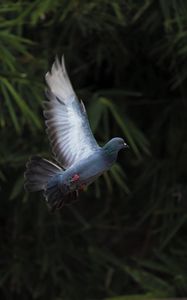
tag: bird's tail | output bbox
[24,156,62,192]
[44,181,79,212]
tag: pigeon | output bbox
[24,56,128,211]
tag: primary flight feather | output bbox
[24,56,128,211]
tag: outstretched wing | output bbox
[44,56,99,169]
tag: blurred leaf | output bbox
[9,175,24,200]
[88,97,104,132]
[1,77,42,129]
[110,164,130,194]
[104,293,158,300]
[100,97,150,159]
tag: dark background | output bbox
[0,1,187,299]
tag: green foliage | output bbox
[0,0,187,299]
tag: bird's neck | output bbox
[103,148,118,164]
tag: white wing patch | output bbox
[44,56,99,169]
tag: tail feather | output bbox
[24,155,79,212]
[24,156,62,192]
[44,179,79,212]
[45,188,79,212]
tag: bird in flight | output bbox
[24,56,128,211]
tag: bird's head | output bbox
[103,137,128,155]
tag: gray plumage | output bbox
[24,56,128,211]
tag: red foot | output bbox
[71,174,80,182]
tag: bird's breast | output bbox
[69,151,112,185]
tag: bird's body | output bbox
[24,56,128,211]
[49,150,107,188]
[43,140,123,210]
[48,146,117,190]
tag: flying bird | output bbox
[24,57,128,211]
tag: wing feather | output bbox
[44,56,99,169]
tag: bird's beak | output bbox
[124,142,129,149]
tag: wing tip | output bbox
[45,54,73,93]
[51,54,65,74]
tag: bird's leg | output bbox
[79,183,86,192]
